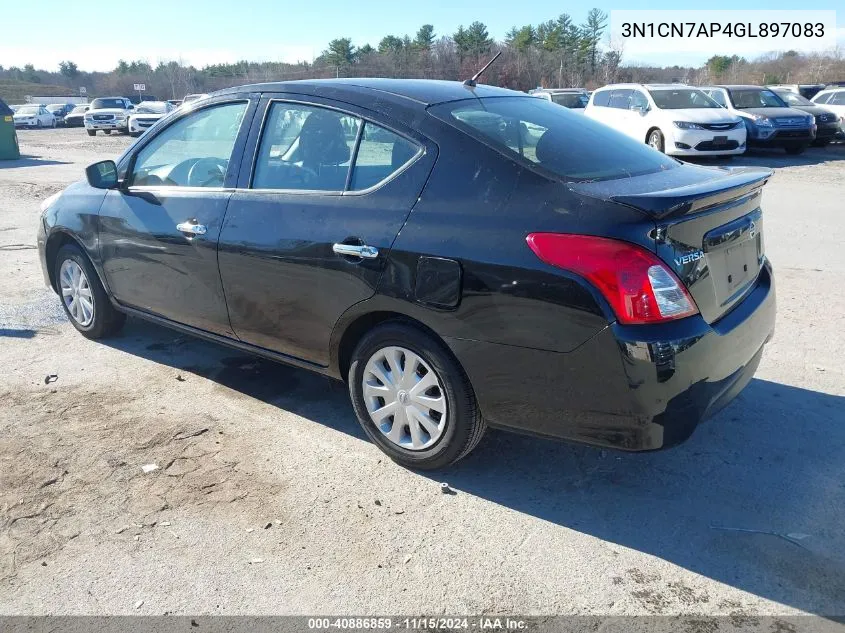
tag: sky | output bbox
[1,0,842,73]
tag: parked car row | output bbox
[532,83,845,157]
[82,96,176,136]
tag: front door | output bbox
[218,97,437,366]
[99,98,253,335]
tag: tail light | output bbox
[526,233,699,324]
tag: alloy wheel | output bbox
[362,346,448,450]
[59,259,95,327]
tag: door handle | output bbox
[176,221,207,236]
[332,243,379,259]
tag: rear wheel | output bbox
[348,322,485,470]
[647,129,665,153]
[87,129,96,136]
[103,130,112,135]
[55,244,125,339]
[785,144,805,155]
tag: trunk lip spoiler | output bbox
[570,167,773,220]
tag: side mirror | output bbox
[86,160,119,189]
[632,104,648,115]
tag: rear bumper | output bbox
[448,261,776,451]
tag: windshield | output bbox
[135,103,167,114]
[431,97,678,182]
[648,89,721,109]
[16,106,39,115]
[775,91,813,107]
[728,88,787,109]
[551,93,587,108]
[46,105,65,112]
[91,98,126,110]
[70,105,88,114]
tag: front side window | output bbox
[432,96,678,182]
[649,89,721,109]
[349,122,419,191]
[129,101,247,188]
[813,93,831,104]
[630,90,649,110]
[830,92,845,105]
[728,88,787,109]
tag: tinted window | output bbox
[608,89,632,109]
[649,89,721,109]
[728,88,786,108]
[349,122,419,191]
[129,101,247,188]
[70,105,88,114]
[831,92,845,105]
[551,93,586,108]
[91,98,126,110]
[592,90,611,107]
[432,97,678,182]
[252,103,360,191]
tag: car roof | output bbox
[212,78,523,107]
[531,88,586,93]
[595,83,694,91]
[711,85,770,90]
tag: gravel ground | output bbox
[1,127,844,620]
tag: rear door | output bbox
[607,89,636,138]
[218,95,437,366]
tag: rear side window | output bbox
[813,93,831,104]
[608,89,632,109]
[252,101,420,192]
[431,97,678,182]
[831,92,845,105]
[349,122,419,191]
[253,103,360,191]
[592,90,611,107]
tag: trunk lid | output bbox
[570,165,772,324]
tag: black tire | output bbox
[348,321,486,470]
[87,129,96,136]
[647,128,665,153]
[36,120,42,129]
[103,129,112,135]
[54,244,125,339]
[785,144,805,155]
[811,139,829,148]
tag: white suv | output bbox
[811,88,845,132]
[84,97,134,136]
[585,83,746,156]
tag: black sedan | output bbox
[36,79,776,469]
[771,89,841,146]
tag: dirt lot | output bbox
[1,127,844,618]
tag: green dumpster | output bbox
[0,98,21,160]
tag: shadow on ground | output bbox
[0,154,71,169]
[103,317,845,615]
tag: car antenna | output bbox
[463,51,502,88]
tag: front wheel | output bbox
[348,322,486,470]
[647,129,665,153]
[785,144,806,155]
[103,129,112,135]
[55,244,125,339]
[87,129,96,136]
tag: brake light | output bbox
[526,233,699,324]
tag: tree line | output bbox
[1,12,843,101]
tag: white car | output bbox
[127,101,175,137]
[585,83,746,156]
[529,88,589,112]
[13,104,56,129]
[811,88,845,132]
[84,97,135,136]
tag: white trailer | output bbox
[26,95,88,105]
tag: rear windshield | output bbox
[430,96,678,182]
[91,98,125,110]
[551,93,587,108]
